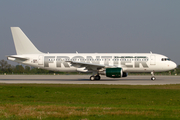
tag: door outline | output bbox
[38,55,44,65]
[150,55,156,65]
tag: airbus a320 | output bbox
[7,27,177,81]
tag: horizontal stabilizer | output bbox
[7,55,29,61]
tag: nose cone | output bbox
[164,61,177,71]
[171,62,177,69]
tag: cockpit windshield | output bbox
[161,58,171,61]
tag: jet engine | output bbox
[99,68,127,78]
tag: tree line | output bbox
[0,59,66,74]
[0,59,179,75]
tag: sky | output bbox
[0,0,180,65]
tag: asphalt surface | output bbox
[0,75,180,85]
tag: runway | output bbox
[0,75,180,85]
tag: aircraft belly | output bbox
[56,68,77,72]
[126,68,151,72]
[39,67,77,72]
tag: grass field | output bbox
[0,84,180,120]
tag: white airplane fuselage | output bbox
[8,53,176,73]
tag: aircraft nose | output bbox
[171,62,177,69]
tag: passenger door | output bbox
[150,55,156,65]
[38,55,44,65]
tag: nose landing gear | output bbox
[151,71,156,81]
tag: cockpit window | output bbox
[161,58,171,61]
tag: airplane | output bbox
[7,27,177,81]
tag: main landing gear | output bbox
[151,71,156,81]
[90,75,101,81]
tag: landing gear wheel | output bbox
[151,71,156,81]
[90,75,101,81]
[151,76,156,81]
[95,75,101,80]
[90,76,95,81]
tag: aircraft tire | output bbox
[95,75,101,80]
[151,76,156,81]
[90,76,95,81]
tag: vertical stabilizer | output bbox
[11,27,42,55]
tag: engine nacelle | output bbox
[106,68,122,78]
[99,68,128,78]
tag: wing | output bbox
[67,60,128,73]
[67,61,106,71]
[67,61,127,72]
